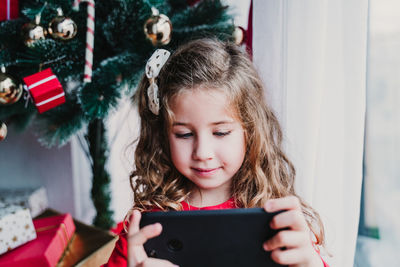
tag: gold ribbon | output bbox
[36,223,70,247]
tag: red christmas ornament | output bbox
[187,0,201,6]
[0,0,19,21]
[23,68,66,113]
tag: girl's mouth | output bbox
[191,167,220,176]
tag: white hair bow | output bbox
[145,49,171,115]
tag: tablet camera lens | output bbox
[149,249,157,257]
[167,239,183,252]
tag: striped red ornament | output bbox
[0,0,19,21]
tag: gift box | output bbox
[0,213,75,267]
[23,68,65,113]
[0,0,19,21]
[0,204,37,255]
[0,187,48,217]
[39,209,118,267]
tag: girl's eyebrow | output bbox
[172,120,234,126]
[172,122,189,126]
[210,120,235,125]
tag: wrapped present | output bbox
[0,204,37,255]
[0,187,48,217]
[0,0,18,21]
[23,68,65,113]
[0,213,75,267]
[37,209,118,267]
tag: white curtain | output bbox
[253,1,368,266]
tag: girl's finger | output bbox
[129,223,163,246]
[128,210,142,236]
[128,210,146,266]
[263,230,308,251]
[127,210,162,266]
[264,195,301,213]
[270,209,308,231]
[270,247,309,265]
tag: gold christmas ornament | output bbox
[233,26,246,46]
[0,121,7,141]
[144,7,172,46]
[48,8,77,40]
[0,66,23,105]
[21,15,47,47]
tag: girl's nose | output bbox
[192,135,213,161]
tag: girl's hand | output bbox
[263,196,324,267]
[127,210,178,267]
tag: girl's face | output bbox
[168,88,246,200]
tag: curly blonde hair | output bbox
[129,38,325,246]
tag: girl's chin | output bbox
[190,179,231,192]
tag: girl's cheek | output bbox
[174,140,193,159]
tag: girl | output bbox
[105,38,328,267]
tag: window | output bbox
[354,0,400,266]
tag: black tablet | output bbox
[140,208,286,267]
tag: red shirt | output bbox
[103,199,329,267]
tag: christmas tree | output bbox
[0,0,234,229]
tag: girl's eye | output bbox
[214,131,231,137]
[175,133,193,139]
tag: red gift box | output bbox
[23,68,66,113]
[0,0,18,21]
[0,213,75,267]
